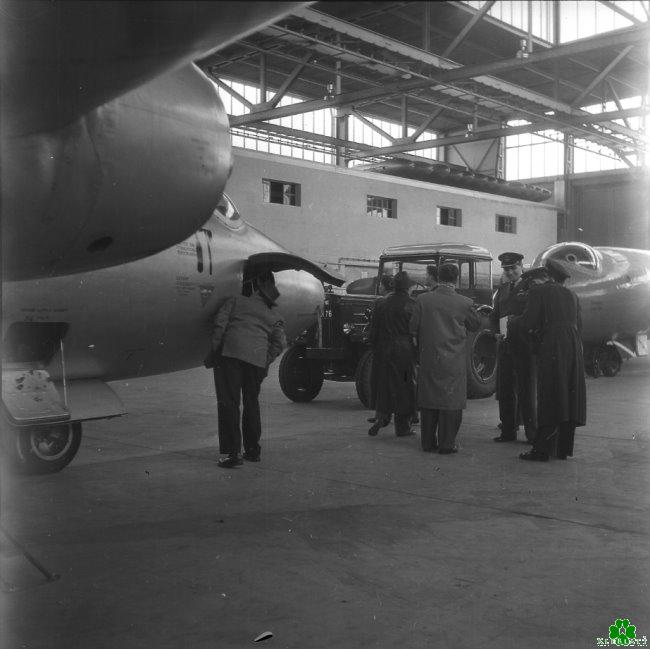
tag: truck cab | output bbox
[279,243,498,406]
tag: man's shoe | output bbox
[494,435,517,442]
[217,454,243,468]
[368,419,389,436]
[519,450,549,462]
[438,447,458,455]
[368,416,392,424]
[243,452,260,462]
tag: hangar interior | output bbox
[1,3,650,649]
[199,0,649,259]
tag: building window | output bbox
[496,214,517,234]
[263,179,301,206]
[437,206,462,227]
[367,195,397,219]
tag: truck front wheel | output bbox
[279,346,324,402]
[466,317,498,398]
[355,349,374,409]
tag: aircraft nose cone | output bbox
[274,270,325,341]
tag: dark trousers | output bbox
[497,342,537,441]
[420,408,463,452]
[213,356,265,456]
[534,422,576,458]
[375,410,412,436]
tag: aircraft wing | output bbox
[1,1,310,136]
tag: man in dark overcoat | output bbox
[409,263,481,454]
[517,259,586,462]
[367,271,416,437]
[490,251,537,444]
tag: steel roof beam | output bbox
[229,55,646,144]
[231,104,648,163]
[597,0,644,25]
[350,109,397,142]
[250,22,624,136]
[395,3,639,105]
[212,78,254,110]
[349,105,649,160]
[290,7,647,110]
[441,0,497,59]
[571,46,634,107]
[409,102,452,142]
[264,52,312,109]
[438,26,649,82]
[211,52,495,130]
[607,82,632,129]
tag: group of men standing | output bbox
[368,263,481,454]
[367,252,587,462]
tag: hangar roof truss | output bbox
[198,1,650,166]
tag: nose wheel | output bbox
[2,422,82,474]
[585,344,622,378]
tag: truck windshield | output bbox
[378,257,492,294]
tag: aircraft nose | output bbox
[274,270,325,341]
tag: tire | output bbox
[585,344,622,377]
[279,346,324,402]
[598,345,622,377]
[3,422,82,474]
[355,349,373,408]
[466,316,497,399]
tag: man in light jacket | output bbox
[409,263,481,454]
[208,271,285,468]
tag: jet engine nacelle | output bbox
[533,241,650,376]
[2,65,232,280]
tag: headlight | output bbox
[342,323,353,335]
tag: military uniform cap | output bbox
[544,258,571,280]
[498,252,524,267]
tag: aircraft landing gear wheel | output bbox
[3,422,82,474]
[598,345,622,377]
[585,345,622,378]
[279,346,324,402]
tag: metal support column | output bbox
[423,2,431,51]
[564,133,575,240]
[259,53,267,103]
[333,54,348,166]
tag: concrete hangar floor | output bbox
[2,356,649,649]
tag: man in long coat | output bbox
[410,263,482,454]
[367,271,416,437]
[517,258,586,462]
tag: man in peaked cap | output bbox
[519,257,585,461]
[490,251,537,444]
